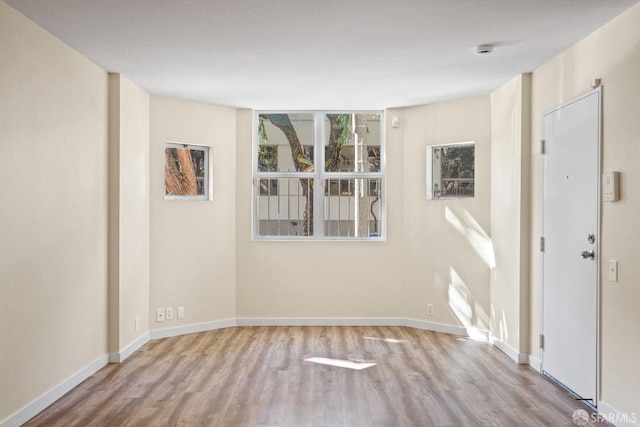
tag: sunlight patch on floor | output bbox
[304,357,376,370]
[363,336,407,343]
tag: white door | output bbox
[542,88,600,406]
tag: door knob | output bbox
[580,250,595,260]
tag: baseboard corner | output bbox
[492,337,530,365]
[149,318,236,340]
[527,354,542,372]
[109,332,150,363]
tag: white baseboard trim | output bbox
[528,354,542,372]
[0,354,109,427]
[108,332,150,363]
[236,317,405,327]
[402,318,473,337]
[492,338,529,364]
[235,317,486,340]
[598,401,639,426]
[149,318,236,340]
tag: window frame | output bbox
[253,111,386,241]
[426,141,475,200]
[164,142,211,201]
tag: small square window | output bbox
[165,142,210,200]
[426,142,474,199]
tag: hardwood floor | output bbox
[24,326,607,426]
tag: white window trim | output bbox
[253,111,386,241]
[425,141,474,200]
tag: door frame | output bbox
[540,87,602,407]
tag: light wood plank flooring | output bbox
[25,326,608,426]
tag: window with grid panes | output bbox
[254,112,384,240]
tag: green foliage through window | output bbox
[255,111,384,239]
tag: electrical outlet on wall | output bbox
[166,307,174,320]
[427,304,434,316]
[178,306,185,319]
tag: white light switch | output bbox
[609,260,618,282]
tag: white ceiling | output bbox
[6,0,639,110]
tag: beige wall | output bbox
[3,0,640,422]
[149,97,237,328]
[528,2,640,416]
[396,96,493,328]
[235,96,492,326]
[236,111,407,319]
[108,74,150,352]
[0,1,109,422]
[490,74,531,354]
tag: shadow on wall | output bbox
[444,205,495,340]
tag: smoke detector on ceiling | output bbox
[475,44,494,55]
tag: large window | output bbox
[254,111,385,240]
